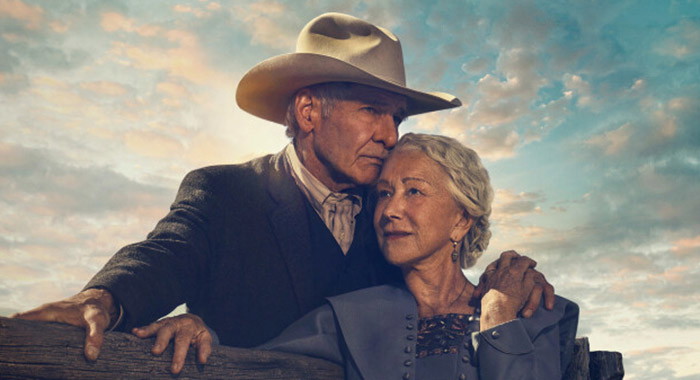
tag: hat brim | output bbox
[236,53,462,125]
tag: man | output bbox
[14,13,553,374]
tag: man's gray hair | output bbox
[393,133,494,269]
[284,82,405,138]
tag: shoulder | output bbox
[521,295,579,337]
[185,153,279,182]
[327,284,412,308]
[325,284,415,334]
[552,295,579,320]
[176,153,284,194]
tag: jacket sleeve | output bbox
[84,168,219,330]
[473,299,579,380]
[257,304,344,365]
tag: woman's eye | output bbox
[407,188,422,196]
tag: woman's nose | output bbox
[380,195,403,222]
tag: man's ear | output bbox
[294,89,320,133]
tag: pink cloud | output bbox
[671,235,700,256]
[124,130,184,158]
[80,81,128,96]
[0,0,43,30]
[100,11,133,32]
[585,123,633,155]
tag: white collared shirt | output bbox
[284,144,362,254]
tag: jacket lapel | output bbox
[264,151,318,314]
[328,285,417,380]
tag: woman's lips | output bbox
[383,231,411,240]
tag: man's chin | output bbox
[352,168,381,186]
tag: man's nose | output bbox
[373,114,399,148]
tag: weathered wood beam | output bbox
[0,316,623,380]
[0,316,342,379]
[590,350,625,380]
[565,336,591,380]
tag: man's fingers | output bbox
[543,281,555,310]
[511,256,537,274]
[195,332,213,364]
[84,318,105,361]
[521,273,543,318]
[152,325,175,355]
[495,250,520,269]
[132,321,163,338]
[531,270,556,310]
[171,333,192,374]
[12,304,66,323]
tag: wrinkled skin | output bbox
[11,288,117,361]
[132,313,213,374]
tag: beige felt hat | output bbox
[236,12,462,124]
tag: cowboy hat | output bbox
[236,12,461,125]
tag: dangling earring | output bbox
[451,240,459,262]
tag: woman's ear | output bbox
[294,89,320,133]
[451,213,474,242]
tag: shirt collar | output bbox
[283,144,362,212]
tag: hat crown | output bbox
[296,13,406,87]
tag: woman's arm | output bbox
[257,304,344,365]
[474,297,579,380]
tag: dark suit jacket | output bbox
[85,151,399,347]
[261,285,579,380]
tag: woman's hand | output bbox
[477,251,540,330]
[132,313,214,374]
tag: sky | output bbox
[1,0,699,378]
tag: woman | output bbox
[258,133,579,380]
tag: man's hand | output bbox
[473,250,555,318]
[132,313,213,375]
[11,288,117,361]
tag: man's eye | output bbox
[377,190,391,198]
[363,107,378,114]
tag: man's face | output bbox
[309,86,407,191]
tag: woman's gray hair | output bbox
[393,133,494,269]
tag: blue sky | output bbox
[1,1,699,378]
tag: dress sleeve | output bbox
[472,299,579,380]
[257,304,344,365]
[84,168,219,330]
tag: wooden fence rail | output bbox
[0,316,622,379]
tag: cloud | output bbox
[80,80,128,96]
[655,18,700,60]
[232,1,296,49]
[493,189,544,216]
[563,74,594,108]
[671,235,700,256]
[124,129,184,158]
[0,0,44,30]
[0,142,171,215]
[585,122,633,155]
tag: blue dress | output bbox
[259,284,579,380]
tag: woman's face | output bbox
[373,149,471,268]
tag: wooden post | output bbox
[0,316,342,379]
[565,337,591,380]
